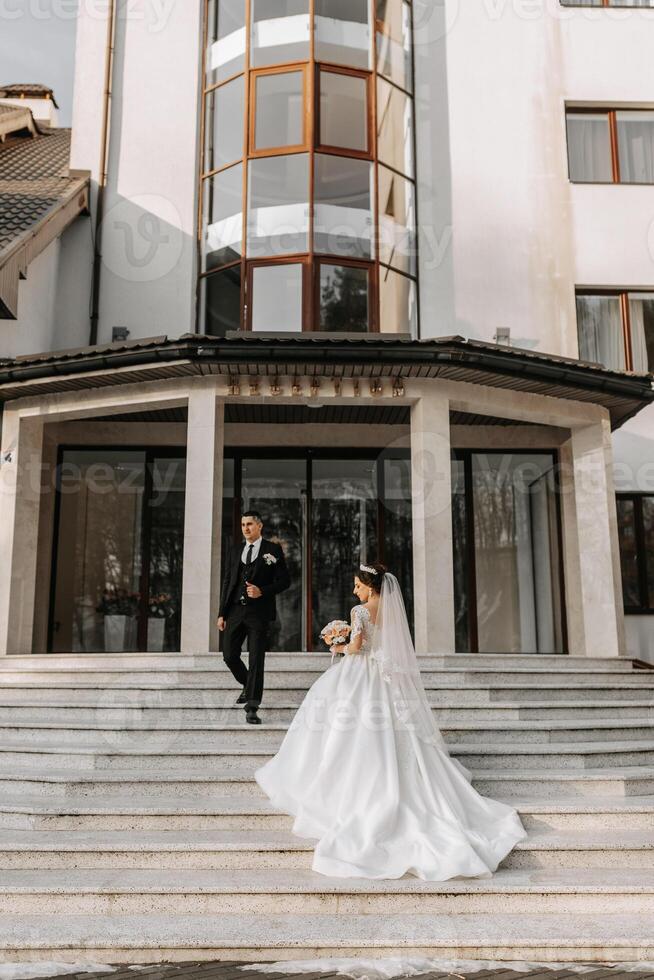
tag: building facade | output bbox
[0,1,653,660]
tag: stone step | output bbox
[0,687,652,720]
[0,718,652,749]
[0,739,653,772]
[0,867,652,915]
[0,653,641,670]
[1,793,653,832]
[0,827,651,872]
[0,701,652,728]
[0,763,652,800]
[0,667,646,688]
[0,911,652,962]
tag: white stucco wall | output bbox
[415,2,654,355]
[69,0,202,344]
[0,218,92,360]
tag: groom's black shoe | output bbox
[236,686,248,704]
[245,702,262,725]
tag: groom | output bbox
[217,511,290,725]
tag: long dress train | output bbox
[255,600,527,880]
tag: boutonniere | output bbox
[263,553,277,565]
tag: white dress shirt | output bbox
[241,536,263,564]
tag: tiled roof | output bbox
[0,118,89,317]
[0,128,77,252]
[0,83,59,107]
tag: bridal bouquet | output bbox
[320,619,351,648]
[320,619,351,663]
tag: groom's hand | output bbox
[217,617,226,631]
[246,582,262,599]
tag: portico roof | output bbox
[0,333,652,430]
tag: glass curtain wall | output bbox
[452,452,565,654]
[222,450,413,650]
[50,450,186,653]
[201,0,418,335]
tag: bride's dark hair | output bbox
[356,561,389,594]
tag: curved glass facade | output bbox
[200,0,418,335]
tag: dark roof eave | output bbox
[0,336,652,422]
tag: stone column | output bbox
[180,389,224,654]
[0,411,45,656]
[560,418,625,658]
[410,390,455,654]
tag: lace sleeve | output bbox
[350,605,366,640]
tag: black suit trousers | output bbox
[222,601,268,708]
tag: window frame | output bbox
[198,0,419,336]
[246,255,312,332]
[566,106,654,185]
[316,64,373,160]
[200,260,245,335]
[576,287,654,372]
[314,257,378,333]
[249,63,311,158]
[617,492,654,615]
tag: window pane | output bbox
[254,71,304,151]
[377,77,414,177]
[314,154,373,259]
[251,263,304,331]
[629,293,654,372]
[52,451,146,653]
[643,497,654,608]
[320,71,368,152]
[376,0,413,92]
[202,164,243,271]
[315,0,372,69]
[207,0,246,84]
[247,154,309,257]
[617,111,654,184]
[318,263,370,331]
[472,455,563,653]
[204,76,244,173]
[378,165,416,276]
[251,0,310,67]
[379,266,417,334]
[576,294,625,370]
[566,113,612,183]
[617,498,641,608]
[203,266,242,336]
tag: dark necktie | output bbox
[245,544,254,567]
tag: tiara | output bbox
[360,563,378,575]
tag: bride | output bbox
[255,561,527,880]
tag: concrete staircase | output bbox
[0,652,653,965]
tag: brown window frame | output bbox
[246,256,312,332]
[576,288,654,372]
[617,492,654,615]
[198,0,420,337]
[314,257,378,333]
[200,261,245,334]
[249,63,311,159]
[316,64,373,161]
[566,106,654,184]
[200,71,248,180]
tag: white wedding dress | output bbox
[255,574,527,880]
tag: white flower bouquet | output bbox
[320,619,351,663]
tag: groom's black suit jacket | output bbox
[219,538,290,623]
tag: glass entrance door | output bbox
[226,450,413,651]
[452,451,566,654]
[49,449,185,653]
